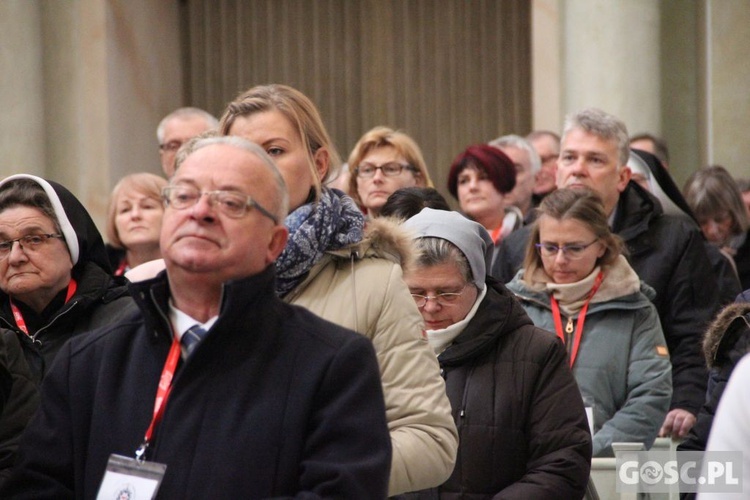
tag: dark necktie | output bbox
[182,324,207,357]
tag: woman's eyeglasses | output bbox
[535,239,599,260]
[0,234,64,259]
[355,162,416,179]
[411,284,468,308]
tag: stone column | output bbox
[561,0,661,137]
[0,0,46,176]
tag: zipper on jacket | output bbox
[459,365,477,419]
[349,253,360,333]
[31,299,81,344]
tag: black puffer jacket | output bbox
[0,330,37,485]
[677,302,750,500]
[0,262,133,384]
[493,183,720,415]
[0,175,135,481]
[406,279,592,499]
[679,302,750,454]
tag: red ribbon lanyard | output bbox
[140,333,182,454]
[549,271,604,368]
[9,279,78,336]
[490,226,502,245]
[114,258,128,277]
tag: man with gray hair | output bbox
[488,134,541,223]
[157,107,219,177]
[527,130,561,206]
[2,136,392,498]
[493,108,721,441]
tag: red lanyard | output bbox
[490,226,502,245]
[137,331,182,461]
[114,258,128,277]
[549,271,604,368]
[10,279,78,336]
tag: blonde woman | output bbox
[106,173,167,275]
[219,84,457,495]
[348,126,433,217]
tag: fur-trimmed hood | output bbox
[327,216,416,273]
[703,302,750,368]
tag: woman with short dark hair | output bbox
[447,144,522,266]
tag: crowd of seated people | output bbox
[3,90,750,498]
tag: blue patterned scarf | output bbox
[275,188,365,296]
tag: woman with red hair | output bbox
[447,144,521,265]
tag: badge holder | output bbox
[97,453,167,500]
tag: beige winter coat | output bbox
[284,218,458,495]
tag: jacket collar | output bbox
[286,216,416,301]
[0,261,127,334]
[438,278,534,366]
[129,265,282,343]
[612,182,663,243]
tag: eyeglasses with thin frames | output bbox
[535,239,599,260]
[0,234,65,260]
[411,284,469,308]
[355,162,416,179]
[162,185,278,223]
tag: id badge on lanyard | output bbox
[97,333,182,499]
[97,455,166,500]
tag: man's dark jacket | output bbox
[492,182,720,414]
[0,267,392,499]
[406,279,592,499]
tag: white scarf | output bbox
[426,285,487,355]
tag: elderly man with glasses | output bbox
[1,136,391,499]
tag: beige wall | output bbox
[182,0,532,204]
[705,0,750,182]
[0,1,46,177]
[0,0,182,231]
[531,0,750,187]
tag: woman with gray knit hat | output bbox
[401,207,592,499]
[0,174,135,481]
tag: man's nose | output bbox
[422,297,442,313]
[190,193,217,219]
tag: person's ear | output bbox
[617,166,632,193]
[266,226,289,264]
[313,147,330,181]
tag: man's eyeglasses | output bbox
[411,284,468,308]
[355,162,416,179]
[162,185,278,223]
[0,234,64,259]
[535,239,599,260]
[159,140,183,153]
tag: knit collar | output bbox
[521,255,641,315]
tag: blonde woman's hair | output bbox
[106,173,168,248]
[218,84,341,203]
[347,126,434,206]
